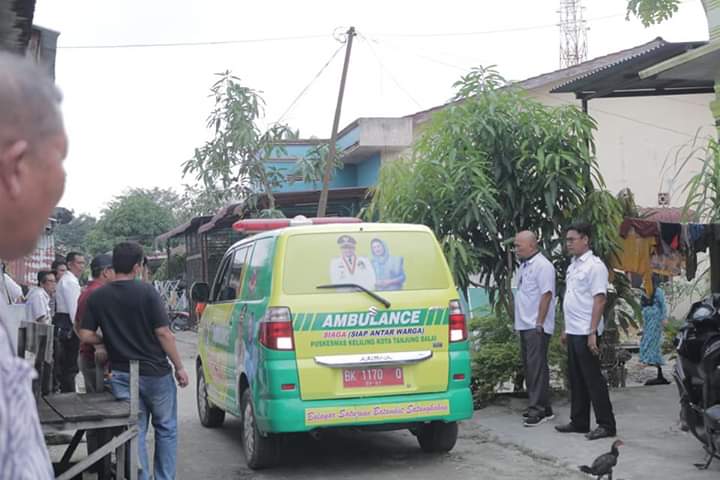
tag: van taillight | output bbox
[259,307,294,350]
[449,300,467,342]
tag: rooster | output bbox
[579,440,624,480]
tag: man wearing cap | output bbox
[330,234,376,290]
[75,254,115,393]
[74,254,114,470]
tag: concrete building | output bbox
[408,37,715,210]
[266,117,413,194]
[272,38,713,211]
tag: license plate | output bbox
[343,367,404,388]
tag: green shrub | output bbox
[662,316,683,356]
[470,308,568,407]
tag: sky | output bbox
[32,0,709,217]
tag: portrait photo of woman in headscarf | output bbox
[370,238,406,291]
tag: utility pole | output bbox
[558,0,588,68]
[317,26,356,217]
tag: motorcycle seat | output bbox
[705,405,720,425]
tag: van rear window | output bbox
[282,231,450,294]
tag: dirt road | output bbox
[174,332,583,480]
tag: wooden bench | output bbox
[17,321,141,480]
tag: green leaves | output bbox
[182,72,295,212]
[85,188,180,255]
[369,66,621,321]
[291,143,344,187]
[626,0,681,27]
[682,139,720,223]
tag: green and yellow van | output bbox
[191,218,473,469]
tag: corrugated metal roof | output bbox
[551,37,709,97]
[405,37,708,120]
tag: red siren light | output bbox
[233,215,361,232]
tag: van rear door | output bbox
[280,229,457,401]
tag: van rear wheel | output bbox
[197,367,225,428]
[416,421,458,453]
[241,389,279,469]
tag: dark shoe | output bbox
[523,407,554,418]
[555,423,589,434]
[645,376,671,386]
[585,426,616,440]
[524,414,552,427]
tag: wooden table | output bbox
[37,369,140,479]
[20,322,141,479]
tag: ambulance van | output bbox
[192,217,473,469]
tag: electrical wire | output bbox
[358,33,423,109]
[364,35,468,72]
[533,90,711,139]
[370,13,624,38]
[58,33,331,50]
[275,44,345,124]
[56,10,628,50]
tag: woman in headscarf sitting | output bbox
[370,238,406,291]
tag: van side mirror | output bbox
[191,282,210,303]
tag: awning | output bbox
[197,187,369,235]
[156,215,213,244]
[551,38,713,100]
[640,41,720,85]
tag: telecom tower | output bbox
[558,0,589,68]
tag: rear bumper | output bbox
[255,387,473,433]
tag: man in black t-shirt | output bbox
[79,242,189,480]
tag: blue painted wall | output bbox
[356,153,381,187]
[264,125,382,193]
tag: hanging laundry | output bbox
[685,224,709,281]
[659,222,682,254]
[619,218,659,239]
[612,229,656,296]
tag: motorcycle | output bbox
[674,294,720,469]
[170,310,196,332]
[168,285,196,332]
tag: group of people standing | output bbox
[0,50,189,479]
[513,223,616,441]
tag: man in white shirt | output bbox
[329,235,376,290]
[555,222,616,441]
[514,231,556,427]
[1,266,23,305]
[26,271,56,323]
[0,51,67,480]
[53,251,86,392]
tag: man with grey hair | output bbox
[0,51,67,479]
[514,230,556,427]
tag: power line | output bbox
[364,35,468,72]
[57,12,626,50]
[533,91,708,139]
[371,13,623,38]
[275,44,345,124]
[358,33,423,109]
[57,33,331,50]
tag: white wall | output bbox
[527,87,716,208]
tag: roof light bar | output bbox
[233,215,361,232]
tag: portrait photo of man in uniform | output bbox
[329,234,376,290]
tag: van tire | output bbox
[241,389,278,469]
[197,367,225,428]
[416,421,458,453]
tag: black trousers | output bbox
[520,329,552,417]
[52,313,79,393]
[567,334,616,432]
